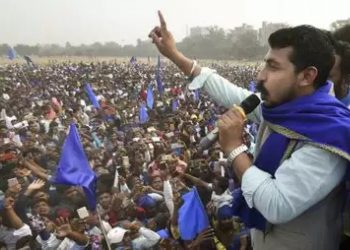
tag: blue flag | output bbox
[249,80,256,92]
[157,229,170,239]
[146,85,154,110]
[50,124,97,210]
[156,55,164,95]
[194,89,200,102]
[130,56,137,65]
[172,98,179,112]
[7,47,16,60]
[84,83,100,109]
[178,187,209,240]
[139,104,149,124]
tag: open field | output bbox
[0,56,260,66]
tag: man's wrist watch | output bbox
[226,144,248,165]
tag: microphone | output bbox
[197,94,261,154]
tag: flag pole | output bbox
[19,68,30,86]
[96,205,112,250]
[9,48,30,86]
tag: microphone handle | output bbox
[197,127,219,153]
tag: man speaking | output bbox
[149,11,350,250]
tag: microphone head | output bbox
[240,94,261,114]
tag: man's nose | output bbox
[257,68,266,82]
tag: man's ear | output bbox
[299,66,318,87]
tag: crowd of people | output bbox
[2,8,350,248]
[0,58,259,249]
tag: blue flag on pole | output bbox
[84,83,101,109]
[156,55,164,95]
[249,81,256,93]
[172,98,179,112]
[194,89,200,102]
[139,104,149,124]
[147,85,154,110]
[7,47,16,60]
[130,56,137,65]
[178,187,210,240]
[50,123,97,210]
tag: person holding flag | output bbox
[50,123,97,211]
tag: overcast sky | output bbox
[0,0,349,46]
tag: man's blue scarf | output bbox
[232,82,350,231]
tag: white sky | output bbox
[0,0,349,46]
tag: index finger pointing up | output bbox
[158,10,167,30]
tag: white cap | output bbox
[107,227,129,244]
[2,93,10,100]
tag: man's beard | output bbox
[256,80,297,107]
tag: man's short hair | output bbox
[334,40,350,80]
[214,176,229,192]
[268,25,335,88]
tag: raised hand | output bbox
[4,196,15,209]
[24,179,46,196]
[27,179,46,191]
[55,217,72,238]
[149,11,178,60]
[149,11,199,77]
[189,228,216,248]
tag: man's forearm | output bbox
[183,173,210,190]
[24,161,49,180]
[30,160,48,173]
[32,169,49,181]
[4,207,24,229]
[170,52,201,77]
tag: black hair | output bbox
[268,25,335,88]
[214,176,229,193]
[153,212,170,230]
[334,40,350,80]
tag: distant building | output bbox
[229,23,257,42]
[258,22,289,46]
[188,22,289,46]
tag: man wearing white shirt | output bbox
[149,11,350,250]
